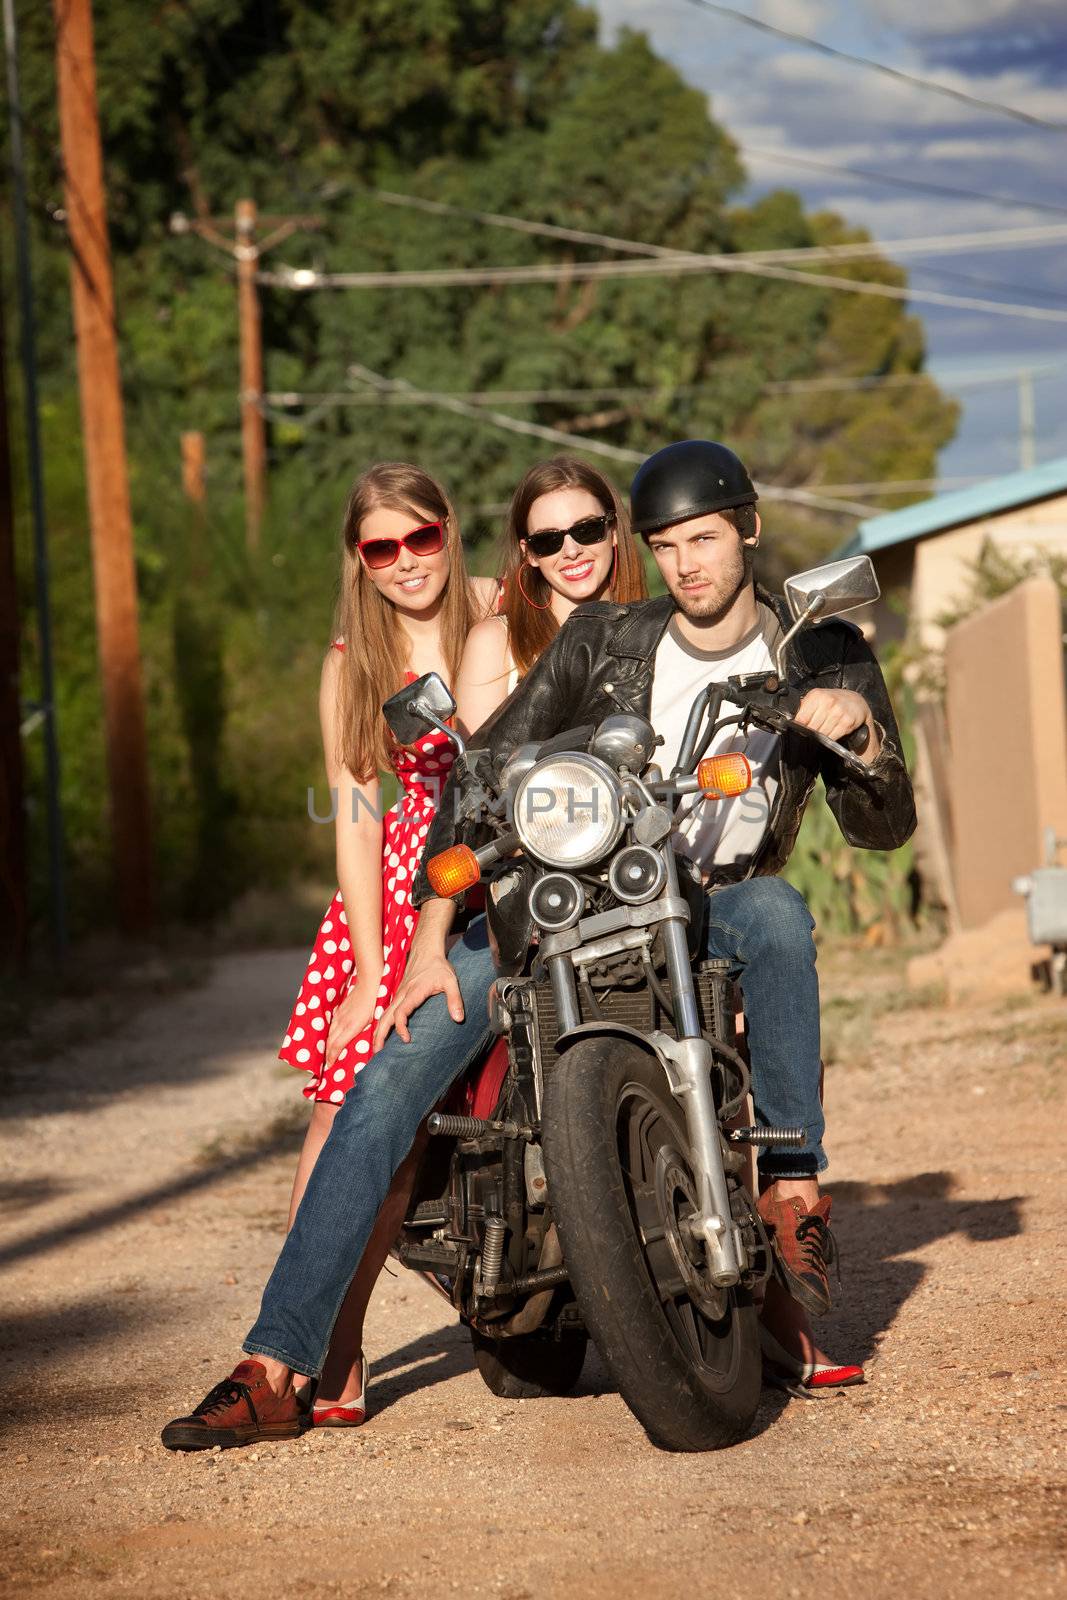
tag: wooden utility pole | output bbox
[181,429,206,582]
[235,200,266,552]
[53,0,153,934]
[0,285,28,968]
[170,206,320,553]
[181,429,206,506]
[4,0,67,964]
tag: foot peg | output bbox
[729,1125,805,1147]
[426,1112,528,1140]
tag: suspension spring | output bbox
[480,1215,507,1292]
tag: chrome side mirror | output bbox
[382,671,459,747]
[776,555,879,677]
[783,555,880,622]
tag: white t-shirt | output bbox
[649,605,783,875]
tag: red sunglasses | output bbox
[356,522,445,570]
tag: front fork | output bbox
[652,844,747,1288]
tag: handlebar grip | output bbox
[842,722,870,755]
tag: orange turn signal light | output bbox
[697,752,752,799]
[427,844,481,898]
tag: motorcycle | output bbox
[385,554,879,1451]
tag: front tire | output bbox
[543,1037,760,1451]
[469,1328,588,1399]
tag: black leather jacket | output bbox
[412,589,916,909]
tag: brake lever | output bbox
[743,704,870,776]
[728,673,871,777]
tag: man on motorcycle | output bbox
[163,440,914,1450]
[400,439,914,1317]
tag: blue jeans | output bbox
[245,918,495,1378]
[244,879,823,1378]
[702,875,825,1180]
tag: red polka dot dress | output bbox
[279,667,455,1104]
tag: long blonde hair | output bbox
[333,462,476,781]
[499,457,647,678]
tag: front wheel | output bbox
[543,1037,760,1451]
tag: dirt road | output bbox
[1,941,1063,1599]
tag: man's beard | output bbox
[670,543,749,624]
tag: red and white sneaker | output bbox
[759,1325,864,1397]
[312,1356,369,1428]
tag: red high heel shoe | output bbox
[759,1325,865,1397]
[312,1355,370,1427]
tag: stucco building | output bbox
[838,455,1067,647]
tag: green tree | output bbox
[5,0,957,937]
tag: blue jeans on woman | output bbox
[243,876,823,1379]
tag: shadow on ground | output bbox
[0,1294,169,1433]
[366,1170,1024,1427]
[0,1113,303,1273]
[825,1171,1025,1365]
[0,1159,1024,1439]
[0,949,308,1123]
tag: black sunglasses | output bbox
[524,513,614,559]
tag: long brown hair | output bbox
[499,457,647,678]
[333,462,476,781]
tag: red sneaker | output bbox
[757,1190,837,1316]
[161,1360,307,1452]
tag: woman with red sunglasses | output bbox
[455,456,648,730]
[276,457,640,1431]
[277,461,495,1427]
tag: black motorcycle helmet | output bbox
[630,440,758,536]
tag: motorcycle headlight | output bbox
[513,754,624,868]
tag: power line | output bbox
[344,364,877,516]
[245,189,1067,323]
[256,392,984,499]
[370,186,1067,311]
[367,189,1067,266]
[258,360,1064,415]
[741,145,1067,222]
[908,260,1067,309]
[370,188,687,261]
[258,250,1067,325]
[679,0,1067,132]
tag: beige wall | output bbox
[855,490,1067,649]
[908,493,1067,648]
[943,576,1067,928]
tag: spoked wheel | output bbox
[620,1081,738,1373]
[543,1037,760,1451]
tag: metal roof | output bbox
[838,454,1067,558]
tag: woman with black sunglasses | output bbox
[276,461,496,1429]
[455,456,648,732]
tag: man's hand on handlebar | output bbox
[794,687,881,763]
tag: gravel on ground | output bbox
[0,940,1063,1598]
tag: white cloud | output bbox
[716,43,1066,131]
[869,0,1065,35]
[595,0,833,40]
[748,0,835,29]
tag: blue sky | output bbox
[592,0,1067,489]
